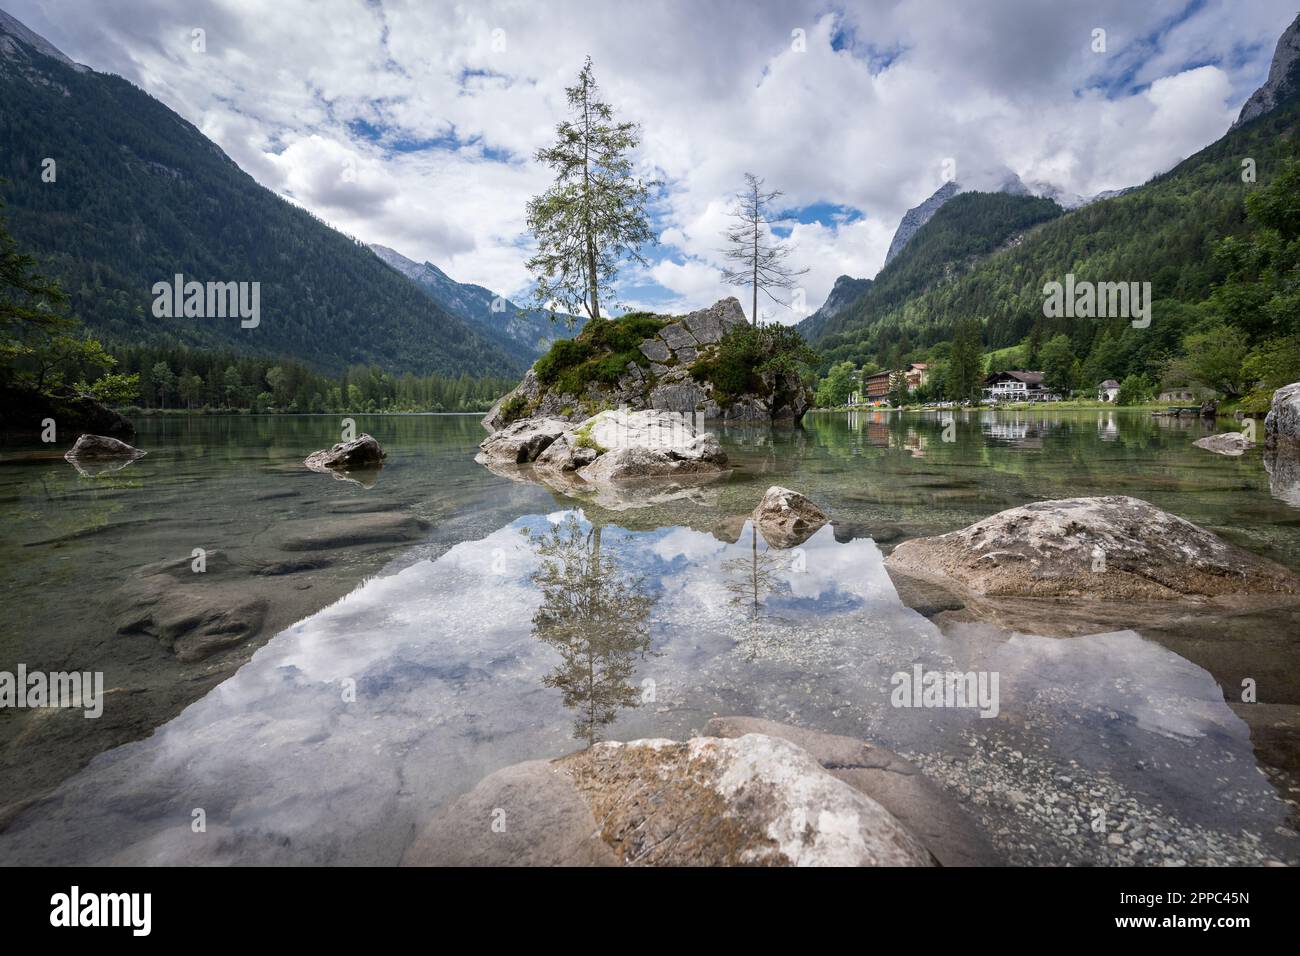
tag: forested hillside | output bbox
[811,94,1300,407]
[816,191,1063,359]
[0,18,524,378]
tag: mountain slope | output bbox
[0,10,523,378]
[796,274,872,341]
[1234,12,1300,128]
[883,181,960,267]
[815,191,1063,356]
[814,18,1300,375]
[370,244,574,361]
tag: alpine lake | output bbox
[1,407,1298,865]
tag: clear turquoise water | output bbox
[0,409,1296,864]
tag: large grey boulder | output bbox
[752,485,829,549]
[404,726,936,867]
[681,296,748,345]
[571,409,728,485]
[304,434,385,472]
[64,434,145,461]
[886,495,1300,600]
[580,407,717,455]
[1265,381,1300,448]
[702,717,998,866]
[475,417,570,465]
[485,409,727,497]
[1265,382,1300,507]
[1193,431,1254,456]
[576,444,726,484]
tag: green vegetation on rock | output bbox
[689,322,819,405]
[533,312,667,396]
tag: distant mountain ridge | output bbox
[882,170,1131,270]
[0,8,524,378]
[1234,12,1300,128]
[816,191,1064,348]
[370,244,574,361]
[810,21,1300,374]
[883,180,961,268]
[796,274,872,341]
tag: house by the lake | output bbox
[1097,379,1121,402]
[983,370,1057,403]
[865,369,892,402]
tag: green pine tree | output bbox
[525,58,657,325]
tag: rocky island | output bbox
[481,298,814,432]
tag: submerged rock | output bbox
[64,434,145,461]
[271,512,429,552]
[752,485,829,549]
[403,723,937,867]
[304,434,386,472]
[885,495,1300,601]
[1193,431,1254,456]
[113,551,268,663]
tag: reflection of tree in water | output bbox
[524,514,654,747]
[723,524,782,620]
[721,523,797,662]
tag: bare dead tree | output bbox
[720,173,808,324]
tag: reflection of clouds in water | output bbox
[0,511,1286,865]
[650,525,728,564]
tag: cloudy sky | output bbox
[8,0,1297,320]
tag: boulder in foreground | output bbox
[304,434,386,472]
[64,434,146,461]
[703,716,998,866]
[403,722,940,867]
[885,495,1300,600]
[752,485,829,549]
[475,417,570,465]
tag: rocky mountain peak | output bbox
[0,8,88,72]
[883,180,960,268]
[1233,12,1300,128]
